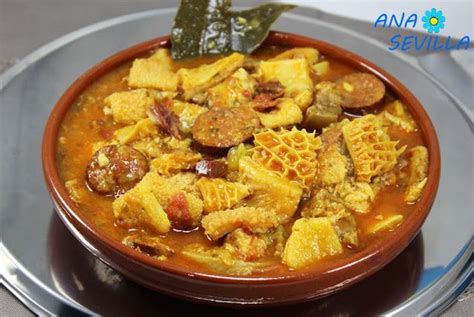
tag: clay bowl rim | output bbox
[42,31,441,285]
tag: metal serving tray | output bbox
[1,4,472,316]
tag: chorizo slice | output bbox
[86,144,148,196]
[336,73,386,109]
[192,106,260,148]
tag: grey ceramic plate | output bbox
[0,5,472,316]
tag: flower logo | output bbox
[422,8,446,33]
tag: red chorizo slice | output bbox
[86,145,148,196]
[336,73,386,109]
[192,106,260,148]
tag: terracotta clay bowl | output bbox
[42,31,441,307]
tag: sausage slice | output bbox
[86,145,148,196]
[192,106,260,148]
[336,73,385,109]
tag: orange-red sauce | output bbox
[56,46,426,275]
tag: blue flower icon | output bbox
[422,8,446,33]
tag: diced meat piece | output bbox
[331,214,359,248]
[104,89,155,125]
[338,181,375,214]
[300,187,348,218]
[320,126,344,148]
[164,192,194,230]
[238,157,302,219]
[197,178,249,213]
[86,145,148,196]
[404,146,429,202]
[112,172,202,234]
[316,144,348,186]
[207,68,255,108]
[178,53,245,100]
[150,150,202,175]
[259,58,314,111]
[315,82,344,109]
[255,98,303,128]
[255,80,285,99]
[149,103,182,139]
[283,217,343,269]
[195,159,227,178]
[201,207,280,240]
[303,82,343,130]
[192,106,260,148]
[303,104,340,131]
[114,118,158,145]
[168,100,207,134]
[113,181,171,233]
[122,233,174,258]
[128,49,178,91]
[336,73,386,109]
[224,229,269,261]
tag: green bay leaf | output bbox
[171,0,295,59]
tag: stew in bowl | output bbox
[43,31,440,305]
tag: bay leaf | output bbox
[171,0,295,59]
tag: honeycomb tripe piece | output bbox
[196,178,250,213]
[251,127,322,190]
[128,49,178,91]
[342,114,406,182]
